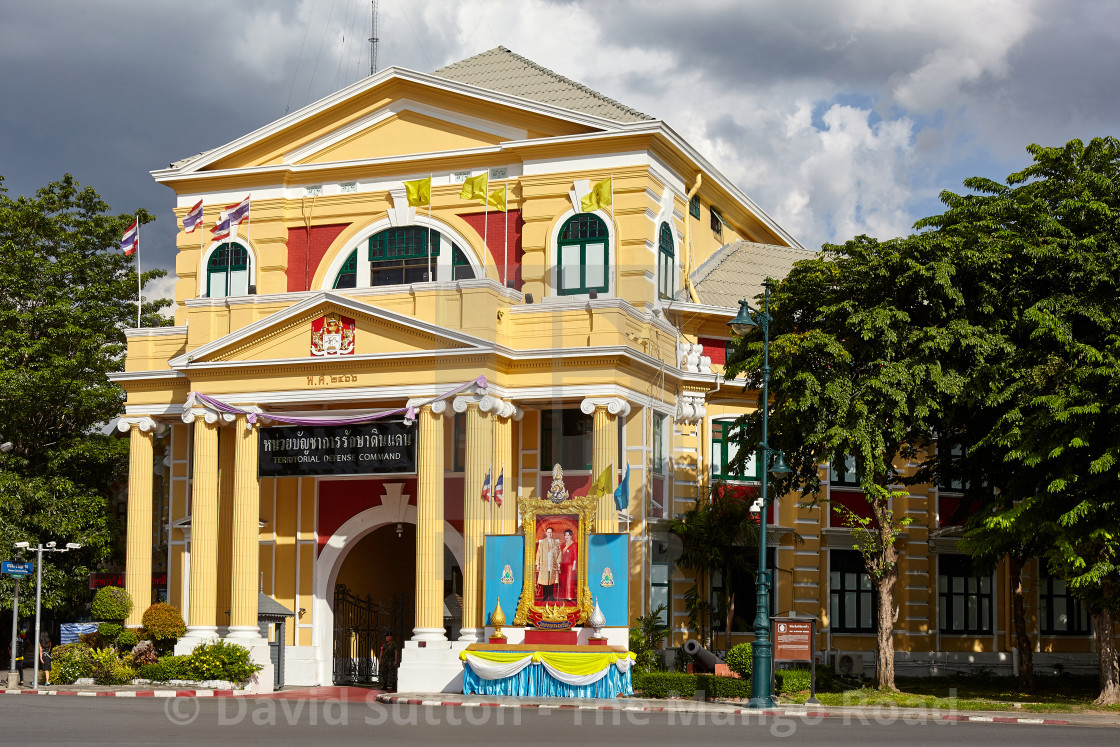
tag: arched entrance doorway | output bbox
[313,504,465,686]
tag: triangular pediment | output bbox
[175,70,615,174]
[169,293,490,368]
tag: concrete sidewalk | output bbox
[377,691,1120,728]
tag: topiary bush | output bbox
[117,629,139,648]
[52,643,94,685]
[97,622,122,645]
[91,586,133,622]
[725,642,753,679]
[184,640,260,684]
[141,603,186,653]
[137,655,190,682]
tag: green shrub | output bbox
[137,655,190,682]
[185,640,260,683]
[632,671,698,698]
[695,673,753,700]
[91,586,133,622]
[775,667,813,695]
[141,603,186,645]
[52,643,94,685]
[89,647,136,685]
[97,622,122,643]
[724,642,753,679]
[629,605,670,673]
[78,631,105,649]
[117,629,139,648]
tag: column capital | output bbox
[675,393,706,424]
[405,398,449,424]
[116,416,167,435]
[580,397,631,418]
[453,393,502,414]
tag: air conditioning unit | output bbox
[833,652,865,676]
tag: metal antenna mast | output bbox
[369,0,380,75]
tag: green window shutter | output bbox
[368,227,439,261]
[556,214,609,295]
[689,195,701,219]
[206,242,250,298]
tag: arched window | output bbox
[556,214,609,295]
[658,222,674,300]
[333,249,357,289]
[206,243,250,298]
[330,226,477,289]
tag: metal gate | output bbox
[332,584,409,685]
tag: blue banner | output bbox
[588,534,628,626]
[483,534,524,630]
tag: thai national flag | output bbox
[494,467,504,507]
[211,214,231,241]
[226,195,250,227]
[182,199,204,233]
[481,468,492,502]
[120,221,138,256]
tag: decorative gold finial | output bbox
[490,599,507,639]
[546,463,569,503]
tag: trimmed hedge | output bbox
[142,603,186,645]
[775,668,813,695]
[725,642,753,679]
[632,671,753,700]
[138,655,190,682]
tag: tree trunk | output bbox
[725,588,735,652]
[873,566,897,690]
[1090,608,1120,706]
[1008,554,1034,693]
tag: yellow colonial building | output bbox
[116,48,1108,691]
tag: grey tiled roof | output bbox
[677,240,818,308]
[432,47,652,124]
[258,592,295,618]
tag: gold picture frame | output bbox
[512,490,598,627]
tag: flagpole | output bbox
[135,214,142,328]
[427,174,433,282]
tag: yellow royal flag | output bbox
[459,172,488,204]
[580,176,613,213]
[590,464,613,496]
[403,177,431,207]
[487,186,507,212]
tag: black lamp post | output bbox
[728,279,790,708]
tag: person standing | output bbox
[535,526,560,601]
[378,632,399,692]
[38,632,52,686]
[14,631,26,686]
[558,529,578,601]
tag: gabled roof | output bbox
[677,241,818,308]
[432,46,652,124]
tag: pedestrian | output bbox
[378,632,399,692]
[15,630,26,686]
[38,632,52,686]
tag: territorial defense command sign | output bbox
[258,422,416,477]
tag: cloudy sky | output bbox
[3,0,1118,300]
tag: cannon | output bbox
[682,639,722,673]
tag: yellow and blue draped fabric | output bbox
[460,650,636,698]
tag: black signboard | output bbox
[258,422,416,477]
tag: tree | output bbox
[725,233,979,690]
[920,137,1120,705]
[0,174,171,621]
[670,484,761,651]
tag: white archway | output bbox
[312,494,464,686]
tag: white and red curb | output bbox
[1,688,239,698]
[374,693,1070,725]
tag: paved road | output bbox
[1,696,1115,745]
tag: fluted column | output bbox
[227,414,261,638]
[455,394,497,641]
[492,400,523,535]
[216,427,236,628]
[121,418,160,628]
[185,411,220,638]
[411,401,447,641]
[582,397,630,533]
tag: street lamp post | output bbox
[729,279,790,709]
[27,541,81,688]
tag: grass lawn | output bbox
[780,674,1120,713]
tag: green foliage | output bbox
[89,646,136,685]
[184,640,260,684]
[97,622,122,642]
[0,174,172,619]
[117,629,139,648]
[632,671,752,700]
[775,668,813,694]
[137,655,190,682]
[724,642,753,679]
[141,603,186,643]
[91,587,132,622]
[51,643,93,685]
[629,604,670,673]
